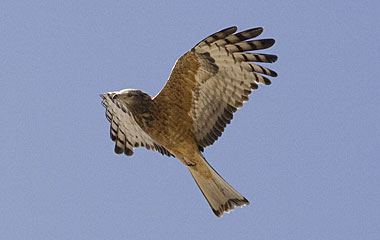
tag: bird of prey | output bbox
[101,26,277,217]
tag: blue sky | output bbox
[1,0,379,239]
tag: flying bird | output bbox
[101,26,277,217]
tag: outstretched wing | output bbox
[155,26,277,151]
[101,92,173,157]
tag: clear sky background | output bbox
[1,1,379,239]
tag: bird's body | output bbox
[101,26,277,217]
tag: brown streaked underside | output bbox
[147,51,203,161]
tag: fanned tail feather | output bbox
[188,154,249,217]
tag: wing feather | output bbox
[101,93,173,157]
[155,26,277,151]
[192,26,238,50]
[191,27,277,150]
[215,27,264,46]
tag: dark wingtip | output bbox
[269,55,278,63]
[251,82,259,89]
[255,27,264,35]
[263,76,272,85]
[271,69,278,77]
[124,148,134,156]
[226,26,238,32]
[264,38,275,48]
[114,145,124,154]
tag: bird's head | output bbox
[112,89,152,109]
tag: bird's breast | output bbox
[143,102,196,154]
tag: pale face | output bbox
[114,89,151,108]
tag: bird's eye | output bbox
[127,93,133,98]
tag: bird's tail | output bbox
[187,155,249,217]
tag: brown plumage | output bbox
[101,26,277,217]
